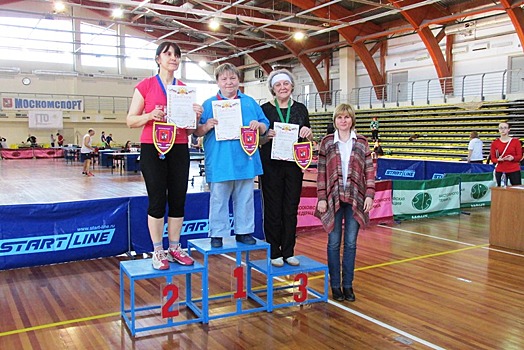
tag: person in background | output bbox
[467,131,484,163]
[27,134,37,147]
[315,103,375,302]
[81,128,95,177]
[127,41,202,270]
[490,122,522,186]
[101,131,107,146]
[0,136,7,148]
[56,132,64,147]
[190,134,202,151]
[195,63,269,248]
[105,133,113,148]
[50,133,56,147]
[259,69,313,267]
[370,117,379,141]
[326,123,335,135]
[373,139,384,158]
[123,140,132,152]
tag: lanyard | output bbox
[275,98,291,124]
[156,74,177,97]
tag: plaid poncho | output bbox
[314,132,375,233]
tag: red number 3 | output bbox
[294,273,308,303]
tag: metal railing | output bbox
[349,69,524,109]
[2,70,523,115]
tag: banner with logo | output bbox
[376,158,425,180]
[369,180,394,224]
[1,95,83,111]
[129,191,265,254]
[0,198,128,270]
[426,161,493,179]
[392,177,461,221]
[296,181,394,228]
[28,110,63,129]
[444,172,495,208]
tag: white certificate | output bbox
[271,122,299,161]
[166,85,197,128]
[211,99,242,141]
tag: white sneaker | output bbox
[152,250,169,270]
[285,256,300,266]
[271,257,284,267]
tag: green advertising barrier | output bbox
[444,172,495,208]
[392,176,461,221]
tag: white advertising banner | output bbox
[28,110,64,129]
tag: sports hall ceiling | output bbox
[2,0,524,91]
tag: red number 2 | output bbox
[161,284,179,318]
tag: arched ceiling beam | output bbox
[287,0,385,90]
[499,0,524,52]
[388,0,451,89]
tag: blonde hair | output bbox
[332,103,356,130]
[214,63,241,81]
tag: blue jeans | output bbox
[209,179,255,238]
[327,204,360,289]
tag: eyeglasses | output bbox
[498,126,509,129]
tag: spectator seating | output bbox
[309,100,524,161]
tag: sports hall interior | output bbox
[0,1,523,349]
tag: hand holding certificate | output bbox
[166,85,197,128]
[211,99,242,140]
[271,122,299,161]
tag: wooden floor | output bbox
[1,158,524,349]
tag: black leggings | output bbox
[140,143,189,218]
[495,170,522,187]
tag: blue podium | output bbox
[187,237,270,323]
[120,258,205,336]
[247,255,329,312]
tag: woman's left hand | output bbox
[299,126,312,140]
[363,197,374,213]
[193,103,203,118]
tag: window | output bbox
[125,36,157,70]
[0,16,73,64]
[80,22,118,67]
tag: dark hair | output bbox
[155,41,181,70]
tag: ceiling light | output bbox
[54,1,66,13]
[112,8,124,18]
[209,18,220,31]
[144,27,154,33]
[199,61,207,67]
[293,31,306,40]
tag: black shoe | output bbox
[235,234,256,245]
[210,237,223,248]
[331,287,344,301]
[343,287,355,302]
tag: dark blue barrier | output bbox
[425,161,493,179]
[0,190,265,269]
[0,198,129,270]
[129,190,265,254]
[376,158,426,180]
[377,158,499,180]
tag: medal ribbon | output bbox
[275,98,291,124]
[156,74,177,97]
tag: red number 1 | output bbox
[233,266,247,299]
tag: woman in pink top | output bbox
[490,122,522,187]
[127,41,203,270]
